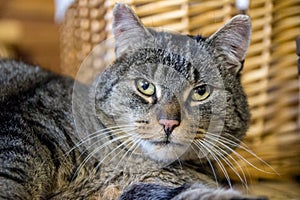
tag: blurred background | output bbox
[0,0,60,72]
[0,0,299,199]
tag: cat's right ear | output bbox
[112,3,149,57]
[207,15,251,75]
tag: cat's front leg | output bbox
[117,183,189,200]
[171,183,268,200]
[117,183,268,200]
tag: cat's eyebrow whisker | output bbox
[197,140,232,189]
[191,142,219,188]
[205,133,278,175]
[202,138,248,189]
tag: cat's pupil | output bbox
[141,81,149,90]
[196,86,206,95]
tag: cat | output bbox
[0,3,267,200]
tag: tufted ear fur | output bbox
[208,15,251,75]
[112,3,149,58]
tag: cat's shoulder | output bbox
[0,59,71,103]
[0,59,51,82]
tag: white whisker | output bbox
[197,140,232,189]
[206,132,278,175]
[92,136,135,173]
[191,142,219,188]
[115,136,141,169]
[75,128,136,161]
[79,124,137,143]
[127,138,143,161]
[67,125,137,155]
[73,129,137,180]
[203,138,248,189]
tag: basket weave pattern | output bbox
[0,45,13,58]
[60,0,107,77]
[61,0,300,181]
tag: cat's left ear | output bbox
[112,3,150,57]
[208,15,251,75]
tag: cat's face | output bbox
[94,4,251,164]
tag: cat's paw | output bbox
[231,197,268,200]
[171,184,268,200]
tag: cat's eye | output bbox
[191,84,212,101]
[136,79,155,96]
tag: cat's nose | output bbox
[158,119,180,137]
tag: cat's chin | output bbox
[140,140,190,163]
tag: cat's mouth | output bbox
[140,138,192,163]
[150,140,183,146]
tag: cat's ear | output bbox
[208,15,251,75]
[112,3,149,57]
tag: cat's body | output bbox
[0,60,82,199]
[0,60,235,200]
[0,3,264,200]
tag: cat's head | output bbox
[94,3,251,164]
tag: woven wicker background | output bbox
[60,0,300,182]
[0,44,14,58]
[60,0,107,78]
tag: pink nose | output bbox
[158,119,180,136]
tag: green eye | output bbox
[136,79,155,96]
[191,84,211,101]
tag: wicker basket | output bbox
[0,44,10,58]
[61,0,300,182]
[60,0,107,78]
[228,0,300,181]
[0,44,15,59]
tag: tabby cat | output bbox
[0,3,266,200]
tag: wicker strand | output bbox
[60,0,107,78]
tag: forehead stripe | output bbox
[137,48,200,83]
